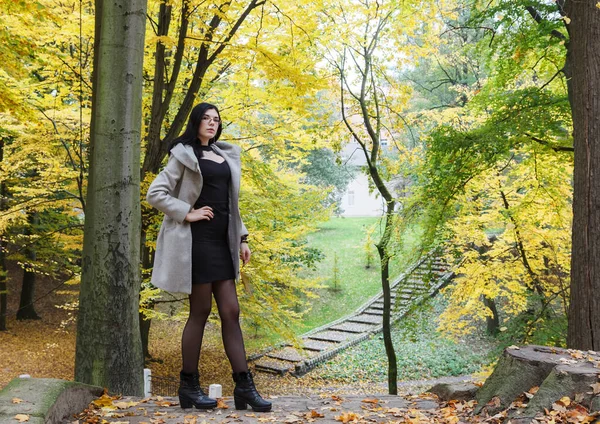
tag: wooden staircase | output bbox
[249,254,454,376]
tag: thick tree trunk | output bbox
[378,202,397,395]
[17,212,40,320]
[75,0,147,395]
[566,0,600,351]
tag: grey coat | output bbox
[146,141,248,294]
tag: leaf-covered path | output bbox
[71,392,463,424]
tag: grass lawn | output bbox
[294,216,419,333]
[313,295,498,382]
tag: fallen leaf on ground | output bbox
[257,417,277,422]
[361,398,379,404]
[335,412,360,423]
[487,396,501,408]
[11,398,23,404]
[305,410,324,418]
[114,401,139,409]
[14,414,29,422]
[217,398,229,409]
[92,391,119,408]
[154,400,176,407]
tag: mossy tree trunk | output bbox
[74,0,147,396]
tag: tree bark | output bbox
[17,212,40,320]
[378,202,398,394]
[75,0,147,395]
[482,296,499,336]
[566,0,600,351]
[0,138,7,331]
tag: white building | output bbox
[338,139,387,217]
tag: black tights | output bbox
[181,279,249,374]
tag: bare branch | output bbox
[525,133,574,152]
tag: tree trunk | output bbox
[0,138,7,331]
[139,230,154,361]
[139,312,152,360]
[75,0,147,395]
[482,296,499,336]
[0,245,6,331]
[378,202,397,394]
[17,263,40,321]
[17,212,40,320]
[566,0,600,351]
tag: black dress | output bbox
[190,145,235,284]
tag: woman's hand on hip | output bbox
[185,206,213,222]
[240,243,251,265]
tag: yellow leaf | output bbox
[596,2,600,9]
[564,16,571,24]
[335,412,360,423]
[305,410,324,418]
[590,382,600,394]
[14,415,29,423]
[11,398,23,404]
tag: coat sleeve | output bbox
[240,214,248,237]
[146,154,192,224]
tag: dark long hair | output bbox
[168,102,222,153]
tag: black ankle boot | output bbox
[232,371,272,412]
[178,371,217,409]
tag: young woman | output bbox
[146,103,271,412]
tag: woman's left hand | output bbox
[240,243,251,265]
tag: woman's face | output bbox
[198,108,221,143]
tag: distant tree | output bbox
[300,148,355,214]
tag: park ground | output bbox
[0,218,498,395]
[0,217,541,423]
